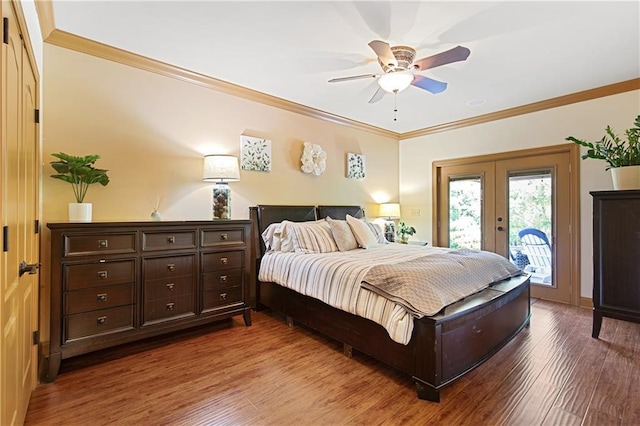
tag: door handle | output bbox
[19,261,41,277]
[497,226,504,232]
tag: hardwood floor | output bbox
[25,300,640,425]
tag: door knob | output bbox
[497,226,504,232]
[19,261,41,277]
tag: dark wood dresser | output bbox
[46,220,252,380]
[591,190,640,338]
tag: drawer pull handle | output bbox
[98,240,108,248]
[220,275,227,283]
[167,236,176,244]
[97,293,107,302]
[220,257,228,265]
[167,264,175,272]
[220,293,227,301]
[166,303,175,311]
[97,316,107,325]
[97,271,108,279]
[166,283,174,290]
[220,233,228,241]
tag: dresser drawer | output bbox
[65,283,134,315]
[143,255,195,280]
[203,286,243,310]
[143,295,195,323]
[142,230,197,251]
[63,233,136,257]
[201,251,243,273]
[65,260,136,291]
[144,275,194,301]
[202,268,243,291]
[65,305,134,341]
[201,228,245,247]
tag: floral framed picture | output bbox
[241,135,272,172]
[347,153,365,179]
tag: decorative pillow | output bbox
[326,217,358,251]
[283,220,339,254]
[261,222,284,251]
[346,214,378,249]
[366,221,389,244]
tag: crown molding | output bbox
[34,0,55,40]
[400,78,640,140]
[37,5,638,142]
[43,29,398,140]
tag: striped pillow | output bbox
[286,221,339,254]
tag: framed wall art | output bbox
[347,153,365,179]
[240,135,272,172]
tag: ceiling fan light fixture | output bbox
[378,71,414,93]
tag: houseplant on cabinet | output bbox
[566,115,640,189]
[396,221,416,244]
[50,152,110,222]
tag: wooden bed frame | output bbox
[249,205,531,402]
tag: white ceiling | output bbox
[50,1,640,134]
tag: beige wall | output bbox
[43,45,399,223]
[40,44,399,342]
[399,90,640,298]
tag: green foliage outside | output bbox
[448,175,551,250]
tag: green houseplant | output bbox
[396,221,416,244]
[566,115,640,190]
[50,152,110,202]
[50,152,109,221]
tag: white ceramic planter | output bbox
[68,203,92,222]
[611,165,640,190]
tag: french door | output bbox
[434,144,579,304]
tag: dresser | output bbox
[46,220,252,380]
[591,191,640,338]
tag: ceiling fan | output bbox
[329,40,471,104]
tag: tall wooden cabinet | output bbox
[591,191,640,338]
[46,220,252,380]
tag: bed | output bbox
[249,205,531,402]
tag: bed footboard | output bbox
[259,274,530,402]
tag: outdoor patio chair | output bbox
[518,227,552,283]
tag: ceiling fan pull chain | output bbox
[393,90,398,121]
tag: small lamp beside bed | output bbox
[203,155,240,219]
[379,203,400,242]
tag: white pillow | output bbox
[366,222,389,244]
[326,217,358,251]
[346,214,378,249]
[261,222,284,251]
[282,220,339,254]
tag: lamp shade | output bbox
[203,155,240,183]
[378,71,414,93]
[379,203,401,218]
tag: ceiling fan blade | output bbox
[368,40,397,68]
[368,86,386,104]
[411,75,448,94]
[328,73,378,83]
[412,45,471,71]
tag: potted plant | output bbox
[566,115,640,189]
[50,152,110,222]
[396,221,416,244]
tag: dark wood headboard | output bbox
[248,204,364,308]
[249,204,365,259]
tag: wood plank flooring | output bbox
[25,300,640,426]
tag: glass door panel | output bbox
[436,162,495,252]
[449,176,482,250]
[507,170,553,286]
